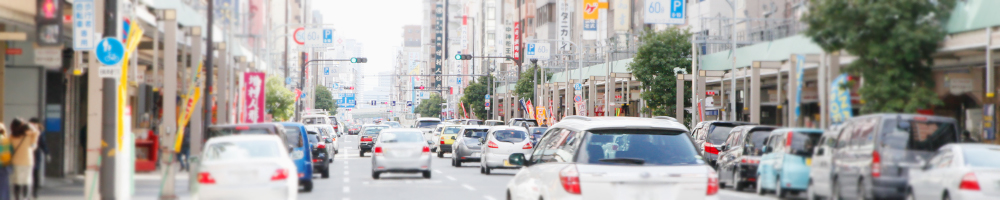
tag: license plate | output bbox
[471,153,481,157]
[806,158,812,166]
[503,159,513,166]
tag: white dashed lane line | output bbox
[484,196,497,200]
[446,176,456,181]
[343,177,349,183]
[433,169,443,174]
[462,184,476,191]
[343,186,350,193]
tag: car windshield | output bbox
[463,129,489,138]
[882,118,958,151]
[707,125,737,144]
[328,117,339,125]
[417,121,441,128]
[530,128,548,135]
[303,117,325,124]
[204,139,282,161]
[963,146,1000,168]
[385,122,402,128]
[363,126,388,135]
[493,130,528,143]
[207,126,273,140]
[469,120,483,125]
[520,121,538,127]
[379,132,424,143]
[579,129,701,166]
[790,131,823,156]
[280,126,303,147]
[746,130,770,156]
[443,126,462,134]
[307,133,319,143]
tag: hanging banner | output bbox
[434,1,444,88]
[174,87,201,152]
[613,0,631,32]
[526,100,536,120]
[557,0,573,52]
[243,72,266,123]
[985,104,995,140]
[581,0,607,40]
[829,74,852,124]
[118,25,143,150]
[536,106,547,125]
[795,54,805,124]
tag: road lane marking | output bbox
[484,196,497,200]
[345,171,350,175]
[344,177,349,183]
[343,186,350,193]
[446,176,456,181]
[433,169,443,174]
[462,184,476,191]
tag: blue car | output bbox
[277,122,314,192]
[756,128,823,198]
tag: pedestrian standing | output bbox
[9,119,39,200]
[27,118,46,199]
[0,123,14,200]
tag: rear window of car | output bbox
[790,131,823,156]
[303,117,326,125]
[579,129,701,166]
[881,118,958,151]
[963,147,1000,168]
[469,120,484,125]
[328,117,339,125]
[531,128,548,135]
[307,134,319,143]
[386,122,402,128]
[282,127,304,147]
[363,126,388,135]
[493,130,528,143]
[707,125,737,144]
[417,121,441,128]
[379,132,424,143]
[747,130,770,156]
[207,126,274,140]
[463,129,489,138]
[443,126,462,134]
[204,140,282,161]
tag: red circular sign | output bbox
[292,27,305,45]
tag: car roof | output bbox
[460,126,491,130]
[276,122,306,127]
[553,116,689,132]
[362,124,390,128]
[489,126,529,132]
[417,117,442,121]
[380,128,423,133]
[205,134,283,143]
[769,128,825,136]
[209,123,280,129]
[485,120,502,122]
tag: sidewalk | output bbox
[39,171,192,200]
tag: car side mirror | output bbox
[478,138,485,144]
[761,146,770,153]
[719,146,728,151]
[451,136,457,140]
[509,153,528,166]
[816,148,825,156]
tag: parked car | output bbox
[826,114,961,200]
[527,127,548,146]
[480,126,532,175]
[907,144,1000,200]
[484,120,505,126]
[305,131,330,178]
[451,126,490,167]
[415,117,443,146]
[435,125,464,157]
[370,129,433,179]
[806,125,844,200]
[755,128,823,198]
[276,122,314,192]
[716,125,778,191]
[196,135,298,200]
[358,125,391,157]
[505,116,718,200]
[693,121,758,167]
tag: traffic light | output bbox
[36,0,62,46]
[455,54,472,60]
[419,86,425,90]
[350,57,368,63]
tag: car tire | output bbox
[858,179,869,200]
[484,166,492,175]
[321,167,330,178]
[832,178,842,200]
[733,172,742,191]
[302,180,313,192]
[422,171,432,179]
[438,150,444,158]
[756,176,765,195]
[480,165,486,174]
[807,182,819,200]
[372,171,380,179]
[905,190,916,200]
[776,177,787,198]
[359,150,365,157]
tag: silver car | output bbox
[451,126,490,167]
[480,126,532,175]
[371,129,433,179]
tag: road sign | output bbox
[324,67,330,75]
[337,93,356,108]
[298,28,335,47]
[391,101,396,106]
[574,83,583,90]
[407,101,413,107]
[286,77,292,85]
[371,100,377,106]
[485,102,491,107]
[485,94,491,99]
[95,37,124,66]
[575,95,583,102]
[458,77,462,84]
[72,0,96,50]
[334,82,340,89]
[644,0,685,24]
[525,43,551,60]
[98,66,120,78]
[292,27,305,45]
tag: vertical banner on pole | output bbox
[795,54,805,124]
[829,74,852,125]
[984,104,995,140]
[243,72,266,123]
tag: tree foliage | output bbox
[315,85,338,115]
[462,75,495,119]
[628,27,693,117]
[265,76,295,121]
[415,93,445,117]
[803,0,954,113]
[514,65,552,102]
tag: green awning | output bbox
[945,0,1000,34]
[700,34,824,71]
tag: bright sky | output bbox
[311,0,423,89]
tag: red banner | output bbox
[243,72,266,123]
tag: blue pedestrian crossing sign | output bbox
[96,37,125,66]
[324,67,330,75]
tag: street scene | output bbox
[0,0,999,200]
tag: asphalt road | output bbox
[298,135,807,200]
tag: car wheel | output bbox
[733,172,742,191]
[807,182,818,200]
[905,189,915,200]
[422,171,432,179]
[302,180,313,192]
[832,178,842,200]
[359,150,365,157]
[372,171,380,179]
[776,177,787,198]
[438,150,444,158]
[321,167,330,178]
[480,165,486,174]
[484,166,492,175]
[943,192,951,200]
[756,176,765,195]
[858,179,868,200]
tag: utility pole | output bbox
[99,0,119,199]
[284,0,290,79]
[158,9,179,200]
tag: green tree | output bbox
[514,65,552,101]
[415,93,445,117]
[628,27,693,117]
[265,76,295,121]
[803,0,954,113]
[315,85,338,115]
[461,75,495,119]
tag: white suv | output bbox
[505,116,719,200]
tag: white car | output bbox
[907,144,1000,200]
[196,135,298,200]
[480,126,532,175]
[307,124,340,154]
[505,116,719,200]
[415,117,443,146]
[371,129,433,179]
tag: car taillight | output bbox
[361,137,372,142]
[441,139,445,144]
[559,165,581,195]
[488,141,498,148]
[704,143,719,155]
[374,146,383,156]
[522,142,532,149]
[707,171,719,195]
[960,172,981,191]
[422,146,430,155]
[871,150,881,178]
[317,144,326,149]
[271,169,289,181]
[313,159,321,162]
[198,172,216,184]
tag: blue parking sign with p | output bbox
[526,44,535,55]
[323,29,333,43]
[670,0,684,18]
